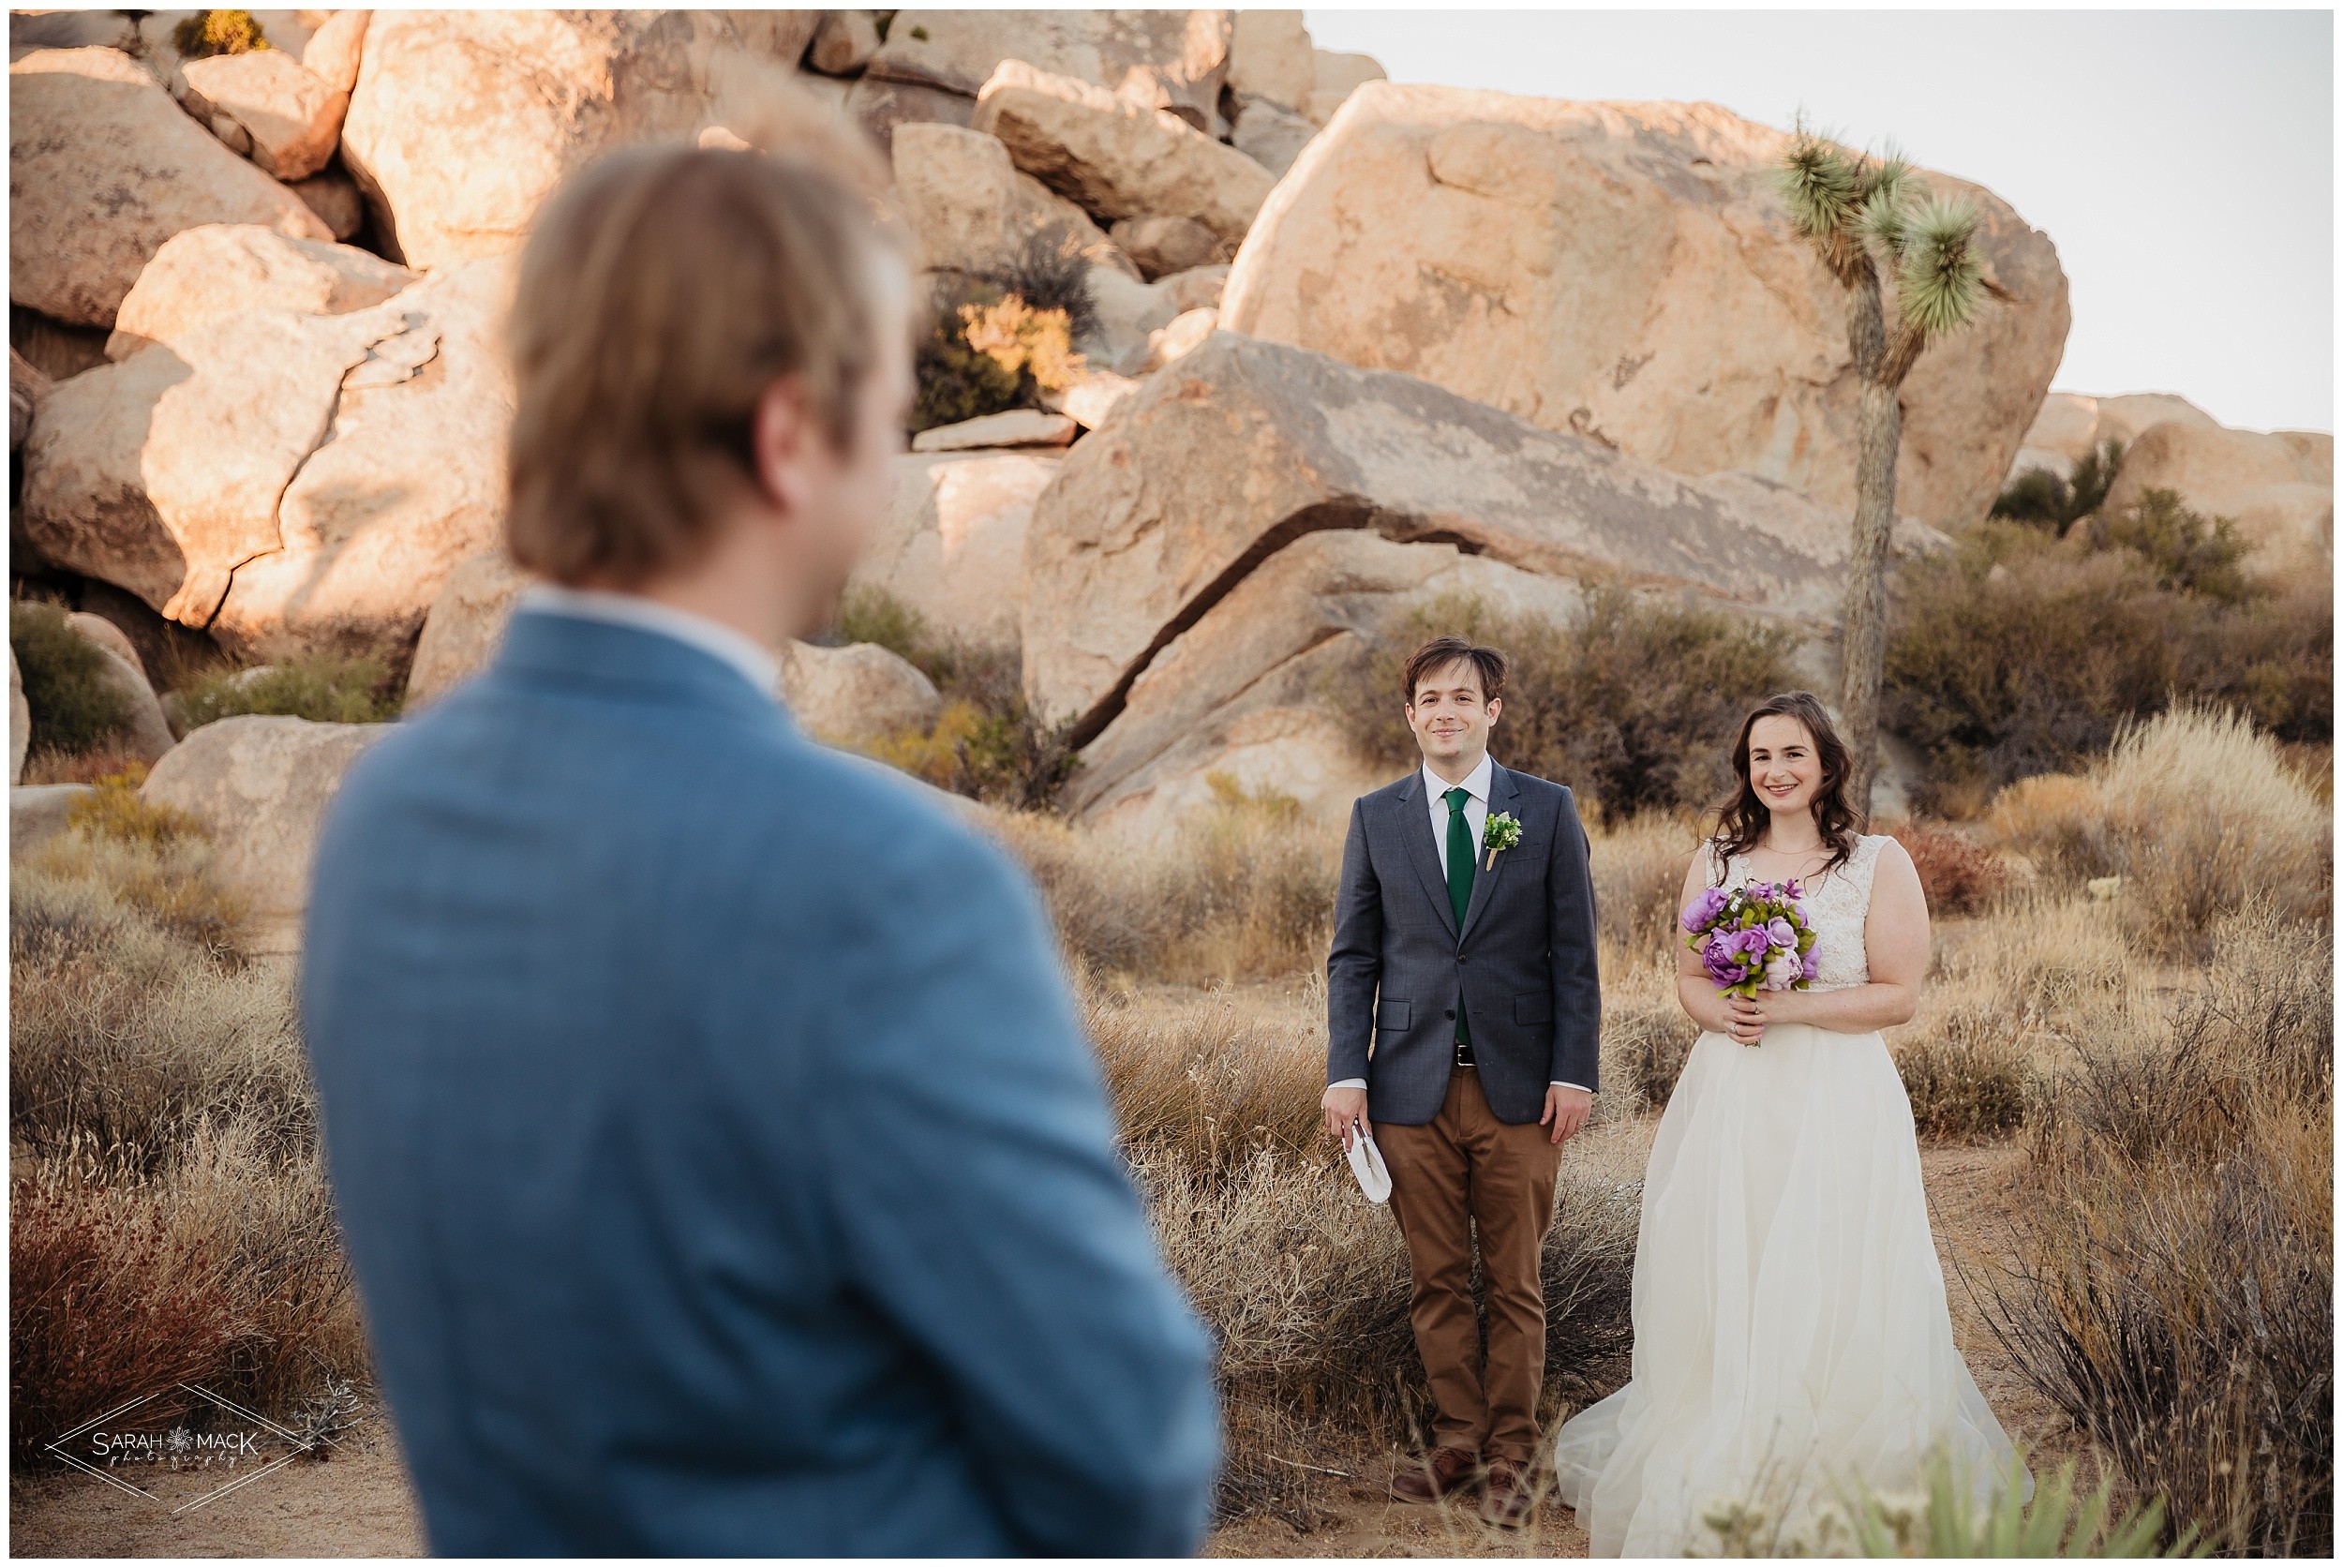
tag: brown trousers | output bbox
[1375,1067,1562,1465]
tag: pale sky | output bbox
[1304,7,2335,434]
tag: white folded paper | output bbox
[1345,1127,1392,1204]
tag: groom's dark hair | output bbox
[1404,637,1507,706]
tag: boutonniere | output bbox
[1481,811,1522,871]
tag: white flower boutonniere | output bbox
[1482,810,1522,871]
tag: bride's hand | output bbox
[1723,993,1767,1046]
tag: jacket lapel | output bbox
[1456,763,1522,944]
[1393,770,1459,939]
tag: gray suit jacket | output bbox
[1326,760,1601,1126]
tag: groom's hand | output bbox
[1542,1085,1592,1145]
[1321,1085,1368,1147]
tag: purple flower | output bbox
[1766,917,1798,949]
[1735,927,1772,957]
[1800,952,1820,980]
[1701,932,1741,987]
[1681,887,1730,933]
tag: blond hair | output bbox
[504,141,902,587]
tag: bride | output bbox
[1553,692,2025,1555]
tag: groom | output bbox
[1323,636,1601,1525]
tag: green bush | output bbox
[1989,438,2123,535]
[175,656,401,729]
[833,588,1077,810]
[10,601,135,754]
[1324,586,1800,823]
[1884,515,2329,810]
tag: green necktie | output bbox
[1444,786,1476,1047]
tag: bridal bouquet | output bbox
[1681,880,1819,997]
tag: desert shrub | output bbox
[1988,439,2123,535]
[2087,708,2326,958]
[1993,905,2333,1554]
[10,600,134,754]
[172,8,270,57]
[992,225,1100,342]
[64,762,198,847]
[2079,487,2252,604]
[12,864,295,1170]
[175,655,400,728]
[909,274,1086,433]
[1886,820,2011,917]
[21,814,244,958]
[1892,1001,2029,1142]
[1326,588,1800,824]
[1609,1000,1699,1111]
[10,825,367,1450]
[1997,1100,2330,1556]
[9,1172,255,1461]
[1885,517,2330,807]
[1589,813,1695,964]
[986,776,1339,985]
[838,588,1078,810]
[20,738,150,786]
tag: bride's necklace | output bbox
[1744,835,1835,884]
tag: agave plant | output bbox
[1846,1451,2205,1559]
[1775,122,1987,814]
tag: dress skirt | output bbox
[1553,1023,2024,1556]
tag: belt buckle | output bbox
[1454,1038,1475,1069]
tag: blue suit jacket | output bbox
[300,610,1218,1556]
[1325,761,1601,1126]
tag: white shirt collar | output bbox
[516,583,779,696]
[1421,750,1495,804]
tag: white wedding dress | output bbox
[1553,833,2024,1555]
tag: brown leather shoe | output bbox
[1389,1445,1481,1503]
[1481,1458,1536,1527]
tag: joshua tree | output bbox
[1775,125,1985,815]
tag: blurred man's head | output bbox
[503,139,910,638]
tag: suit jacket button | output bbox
[1444,1008,1455,1020]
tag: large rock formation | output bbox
[141,713,386,956]
[8,46,334,327]
[775,641,942,743]
[20,257,515,665]
[971,59,1274,246]
[853,450,1063,651]
[890,121,1120,277]
[1225,10,1313,113]
[1067,529,1586,842]
[1022,330,1930,747]
[339,9,821,268]
[180,42,348,180]
[406,549,532,707]
[10,346,51,452]
[865,9,1231,131]
[59,610,175,764]
[1219,85,2070,530]
[105,224,413,360]
[2103,421,2333,575]
[2006,390,2222,482]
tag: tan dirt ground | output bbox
[10,1128,2072,1559]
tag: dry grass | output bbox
[1986,707,2330,960]
[8,821,367,1454]
[1992,903,2333,1555]
[984,775,1341,986]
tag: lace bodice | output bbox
[1705,834,1887,992]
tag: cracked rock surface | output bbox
[20,257,513,665]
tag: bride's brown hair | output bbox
[1706,691,1859,884]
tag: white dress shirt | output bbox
[516,583,781,695]
[1331,751,1591,1097]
